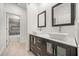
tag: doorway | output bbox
[6,12,20,47]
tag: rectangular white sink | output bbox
[48,32,68,41]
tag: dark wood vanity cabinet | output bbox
[54,42,71,56]
[45,40,77,56]
[29,34,77,56]
[30,35,46,56]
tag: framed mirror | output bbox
[52,3,75,26]
[38,11,46,27]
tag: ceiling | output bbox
[15,3,26,9]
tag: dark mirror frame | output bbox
[38,11,46,28]
[52,3,76,26]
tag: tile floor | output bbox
[1,41,34,56]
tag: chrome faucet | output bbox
[39,27,42,31]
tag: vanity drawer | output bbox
[31,46,41,56]
[36,43,41,48]
[36,38,42,43]
[35,46,42,56]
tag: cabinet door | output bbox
[30,35,36,47]
[46,41,54,56]
[30,35,38,55]
[55,43,71,56]
[30,35,34,50]
[70,47,77,56]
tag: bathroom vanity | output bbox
[29,34,77,56]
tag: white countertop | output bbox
[31,34,77,47]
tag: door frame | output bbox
[6,12,20,47]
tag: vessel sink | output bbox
[38,34,50,38]
[33,31,44,35]
[36,32,50,38]
[33,31,50,37]
[48,32,68,40]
